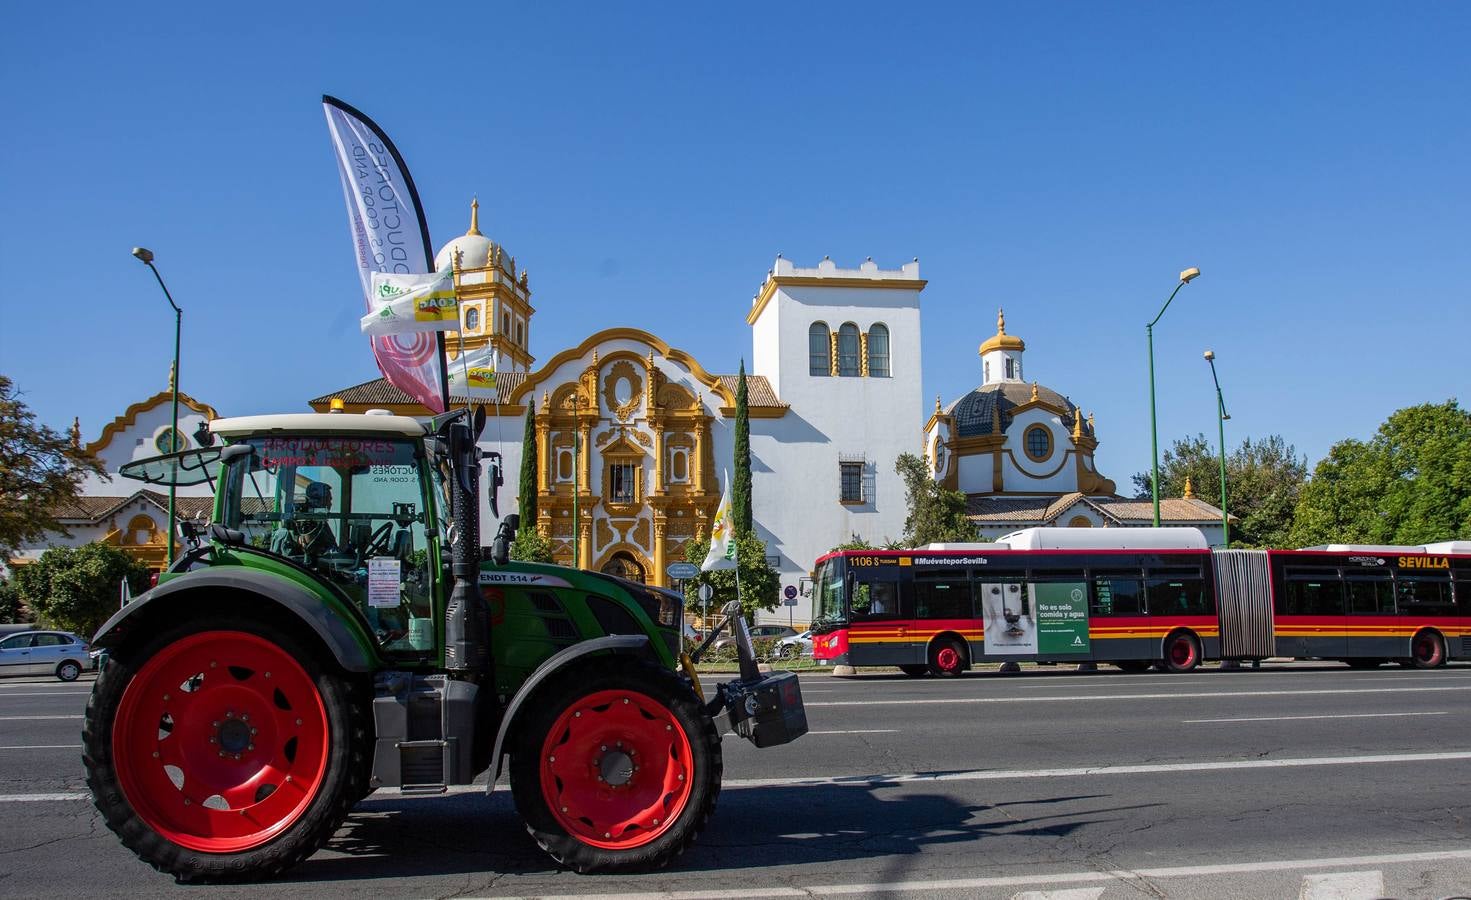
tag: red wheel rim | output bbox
[111,631,329,853]
[539,689,694,850]
[936,646,961,672]
[1169,637,1196,668]
[1414,635,1441,665]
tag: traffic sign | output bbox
[698,583,714,602]
[783,585,798,600]
[666,561,700,580]
[782,597,798,607]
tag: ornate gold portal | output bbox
[524,341,724,586]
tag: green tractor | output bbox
[84,408,805,882]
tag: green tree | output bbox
[518,404,538,525]
[1290,401,1471,546]
[13,543,150,638]
[1130,433,1307,548]
[827,535,875,554]
[681,532,780,618]
[894,452,977,546]
[732,360,752,536]
[0,376,105,559]
[0,579,25,624]
[510,525,556,563]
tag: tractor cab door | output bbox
[222,436,444,658]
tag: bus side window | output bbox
[1284,578,1344,616]
[852,580,905,620]
[1091,571,1143,616]
[915,574,972,620]
[1396,578,1455,616]
[1346,578,1394,615]
[1456,579,1471,616]
[1145,569,1210,615]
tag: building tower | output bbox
[434,198,535,373]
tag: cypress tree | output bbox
[518,403,537,525]
[733,360,753,536]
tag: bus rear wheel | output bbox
[928,640,968,677]
[1158,632,1201,673]
[898,665,929,677]
[1409,631,1446,669]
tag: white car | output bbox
[0,630,92,681]
[771,629,813,660]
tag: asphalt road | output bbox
[2,662,1469,899]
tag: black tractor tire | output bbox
[898,664,930,677]
[83,614,368,883]
[509,657,722,873]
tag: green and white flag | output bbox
[701,472,737,572]
[360,268,458,336]
[446,344,500,401]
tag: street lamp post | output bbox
[1204,350,1231,546]
[131,247,182,566]
[1147,267,1201,526]
[571,390,581,569]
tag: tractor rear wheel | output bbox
[510,658,721,872]
[83,616,366,882]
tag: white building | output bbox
[315,205,925,624]
[925,310,1230,545]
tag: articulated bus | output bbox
[809,528,1471,675]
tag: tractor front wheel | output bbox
[510,659,722,872]
[83,616,366,882]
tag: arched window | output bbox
[984,360,991,383]
[515,321,524,345]
[867,324,890,377]
[838,323,861,376]
[1004,357,1015,379]
[465,307,480,331]
[809,323,831,376]
[502,311,511,335]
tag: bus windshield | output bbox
[813,557,847,625]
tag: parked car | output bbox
[0,631,91,682]
[771,629,813,660]
[711,624,798,653]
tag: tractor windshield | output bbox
[219,435,439,655]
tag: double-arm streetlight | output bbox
[1147,267,1201,526]
[1203,350,1230,546]
[131,247,182,565]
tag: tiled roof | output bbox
[946,382,1084,437]
[715,375,784,408]
[966,494,1228,526]
[309,375,529,408]
[52,491,215,524]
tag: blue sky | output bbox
[2,2,1467,491]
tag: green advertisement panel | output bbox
[1033,582,1090,655]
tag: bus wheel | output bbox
[898,665,929,677]
[928,640,967,677]
[84,618,365,882]
[1112,660,1151,673]
[510,658,721,872]
[1410,631,1446,669]
[1160,632,1201,673]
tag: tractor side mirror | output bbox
[484,451,504,519]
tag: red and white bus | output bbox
[809,529,1471,675]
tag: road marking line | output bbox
[0,715,82,721]
[0,692,93,698]
[8,749,1471,806]
[720,750,1471,789]
[468,849,1471,899]
[807,729,898,735]
[806,685,1471,706]
[0,745,80,750]
[1301,869,1385,900]
[1012,889,1105,900]
[1186,711,1448,724]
